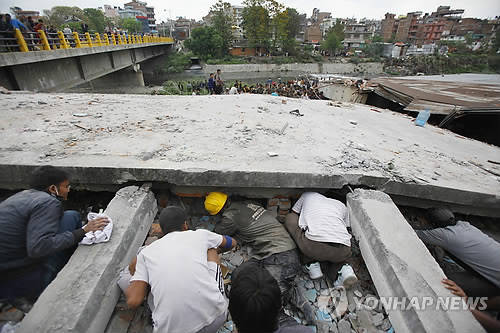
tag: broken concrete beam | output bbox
[346,189,484,333]
[18,184,157,333]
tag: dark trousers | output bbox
[285,213,351,280]
[0,210,81,300]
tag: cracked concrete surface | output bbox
[0,92,498,215]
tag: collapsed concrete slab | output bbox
[17,184,157,333]
[347,189,484,333]
[0,93,499,217]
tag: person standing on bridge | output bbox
[0,165,109,301]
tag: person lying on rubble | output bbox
[125,206,237,333]
[229,261,313,333]
[0,165,109,301]
[442,278,500,332]
[416,208,500,299]
[285,192,357,288]
[204,192,316,325]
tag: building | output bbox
[343,21,376,49]
[305,24,322,44]
[381,6,464,46]
[123,0,156,31]
[381,13,396,42]
[102,5,120,18]
[9,7,40,20]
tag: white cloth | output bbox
[131,229,227,333]
[80,212,113,245]
[292,192,351,247]
[229,86,238,95]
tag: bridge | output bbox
[0,29,174,92]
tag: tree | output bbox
[274,7,300,55]
[371,34,383,43]
[83,8,106,33]
[321,20,344,55]
[321,32,341,55]
[209,0,233,56]
[43,6,85,29]
[184,26,224,59]
[119,17,142,33]
[242,0,271,51]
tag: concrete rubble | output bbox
[347,188,485,333]
[16,184,157,333]
[105,200,397,333]
[0,92,499,217]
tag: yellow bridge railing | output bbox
[1,29,174,53]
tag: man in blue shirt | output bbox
[5,14,27,31]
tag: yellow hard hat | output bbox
[205,192,228,215]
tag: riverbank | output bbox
[144,62,385,84]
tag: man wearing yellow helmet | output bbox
[204,192,315,326]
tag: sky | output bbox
[1,0,499,23]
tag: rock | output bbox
[305,280,314,289]
[379,318,392,331]
[353,290,362,298]
[229,252,244,266]
[267,151,278,157]
[371,313,384,327]
[333,287,348,319]
[349,120,358,125]
[346,289,357,313]
[314,280,321,291]
[316,320,330,333]
[0,308,24,322]
[141,152,155,161]
[0,86,11,94]
[320,280,327,290]
[317,296,330,310]
[73,113,89,117]
[337,318,351,333]
[304,289,317,303]
[38,100,47,105]
[316,309,331,321]
[320,289,330,296]
[224,320,234,331]
[355,310,378,333]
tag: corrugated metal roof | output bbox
[370,74,500,115]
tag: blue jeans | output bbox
[0,210,81,300]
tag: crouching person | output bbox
[285,192,357,287]
[229,261,313,333]
[0,165,108,301]
[125,206,237,333]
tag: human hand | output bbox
[442,278,467,299]
[129,257,137,275]
[83,217,109,233]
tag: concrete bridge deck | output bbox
[0,42,172,92]
[0,93,498,217]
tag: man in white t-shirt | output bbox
[126,206,237,333]
[285,192,356,287]
[229,84,238,95]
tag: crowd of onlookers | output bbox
[178,69,329,99]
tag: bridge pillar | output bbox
[89,64,145,89]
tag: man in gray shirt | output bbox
[416,208,500,297]
[205,192,315,324]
